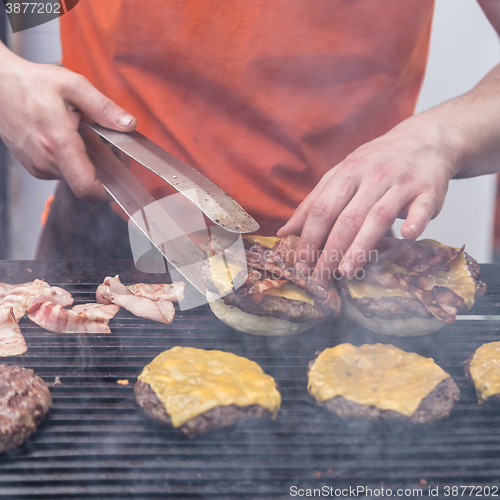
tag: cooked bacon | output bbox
[232,269,260,290]
[27,298,112,334]
[248,278,287,295]
[433,287,464,317]
[363,266,464,324]
[238,275,287,302]
[72,303,120,322]
[96,276,176,324]
[320,288,343,315]
[375,237,462,274]
[237,270,285,294]
[127,282,185,302]
[202,235,342,316]
[243,240,341,315]
[272,235,300,267]
[0,308,27,356]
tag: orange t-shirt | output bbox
[60,0,434,235]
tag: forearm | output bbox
[415,62,500,179]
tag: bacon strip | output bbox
[272,235,300,267]
[38,282,74,307]
[375,237,463,274]
[27,298,112,334]
[237,269,287,301]
[96,276,176,324]
[0,280,73,321]
[72,303,120,322]
[243,240,342,315]
[127,282,185,302]
[364,267,465,324]
[0,308,27,356]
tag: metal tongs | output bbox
[80,123,259,304]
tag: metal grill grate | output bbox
[0,260,498,499]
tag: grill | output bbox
[0,260,499,499]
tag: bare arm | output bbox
[0,42,137,200]
[278,1,500,285]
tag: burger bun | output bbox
[342,299,445,337]
[206,291,313,337]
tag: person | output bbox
[0,1,499,286]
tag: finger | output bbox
[64,75,137,132]
[55,131,108,201]
[311,179,392,284]
[338,189,413,277]
[311,192,377,286]
[276,168,337,237]
[400,193,439,240]
[293,174,355,274]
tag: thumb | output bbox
[64,74,137,132]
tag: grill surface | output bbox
[0,260,499,499]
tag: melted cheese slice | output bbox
[264,282,314,304]
[469,342,500,402]
[208,236,314,304]
[346,239,476,309]
[208,253,246,296]
[139,347,281,427]
[308,343,450,417]
[243,235,280,248]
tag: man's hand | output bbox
[0,43,136,200]
[277,112,458,286]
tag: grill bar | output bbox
[0,261,498,498]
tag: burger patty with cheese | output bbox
[338,238,487,336]
[308,343,460,423]
[200,235,342,336]
[464,342,500,405]
[134,347,281,437]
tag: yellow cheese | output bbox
[347,280,414,299]
[469,342,500,403]
[264,282,314,304]
[243,235,280,248]
[308,343,450,417]
[138,347,281,427]
[422,246,476,310]
[208,253,247,295]
[346,239,476,309]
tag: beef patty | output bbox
[307,348,460,424]
[321,378,460,424]
[464,350,500,404]
[134,380,271,438]
[222,292,325,325]
[0,365,52,452]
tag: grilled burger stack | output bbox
[338,238,487,336]
[201,235,341,336]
